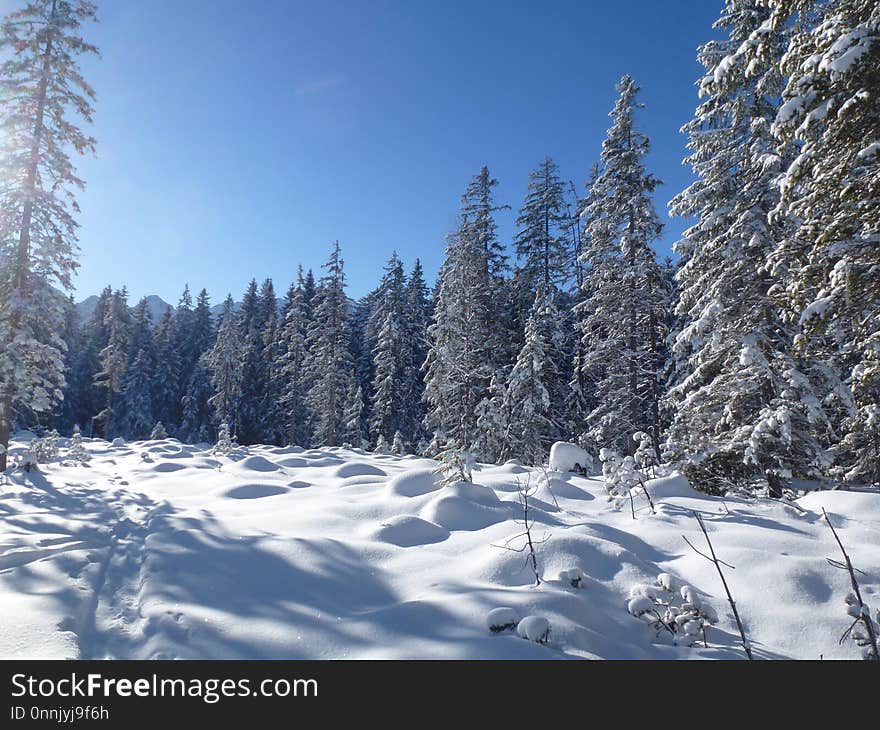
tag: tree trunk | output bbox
[0,2,57,472]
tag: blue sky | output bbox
[72,0,723,303]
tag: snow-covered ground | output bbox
[1,436,877,660]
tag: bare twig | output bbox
[492,475,547,586]
[685,512,753,660]
[822,509,879,660]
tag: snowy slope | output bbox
[0,436,877,660]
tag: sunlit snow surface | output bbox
[0,437,877,660]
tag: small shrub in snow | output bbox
[549,441,593,473]
[627,573,717,647]
[66,426,90,464]
[632,431,660,477]
[213,421,234,456]
[600,448,656,517]
[517,616,550,644]
[559,568,585,589]
[486,607,519,633]
[392,431,407,455]
[29,430,60,465]
[434,447,475,485]
[150,422,168,440]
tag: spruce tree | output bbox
[513,157,571,319]
[0,0,98,470]
[574,75,670,457]
[306,242,353,447]
[423,213,495,457]
[207,295,244,434]
[767,0,880,486]
[277,267,312,446]
[370,253,408,446]
[502,287,563,465]
[667,0,834,494]
[93,288,130,439]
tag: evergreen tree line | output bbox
[2,0,877,495]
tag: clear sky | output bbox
[71,0,724,303]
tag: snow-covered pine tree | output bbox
[342,379,367,449]
[568,164,601,440]
[666,0,834,495]
[276,266,312,446]
[51,295,84,434]
[502,286,566,465]
[765,0,880,486]
[149,306,179,430]
[574,75,670,457]
[306,242,354,447]
[423,208,496,458]
[236,279,268,444]
[258,278,285,444]
[67,423,88,463]
[369,253,408,446]
[150,421,168,440]
[0,0,98,470]
[513,157,571,323]
[460,167,516,374]
[118,348,154,439]
[399,259,432,446]
[93,288,130,439]
[207,295,244,434]
[116,297,155,439]
[180,356,215,443]
[168,285,195,428]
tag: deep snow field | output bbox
[0,435,877,660]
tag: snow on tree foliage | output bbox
[306,242,354,447]
[94,289,131,439]
[666,0,835,496]
[0,0,98,471]
[501,286,566,465]
[150,421,168,440]
[573,75,671,460]
[627,573,718,647]
[512,157,572,333]
[66,424,89,463]
[369,253,409,447]
[276,266,313,447]
[762,0,880,487]
[423,172,503,459]
[207,295,244,435]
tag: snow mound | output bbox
[445,481,500,505]
[152,462,187,473]
[277,457,307,468]
[487,607,518,632]
[371,515,449,547]
[224,484,289,500]
[645,473,699,500]
[549,442,593,473]
[333,462,387,479]
[385,469,442,497]
[236,455,280,473]
[538,475,593,502]
[111,438,126,448]
[797,490,880,518]
[517,616,550,644]
[420,495,505,531]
